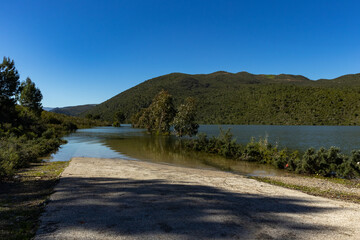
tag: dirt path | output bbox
[35,157,360,240]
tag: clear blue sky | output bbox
[1,0,360,107]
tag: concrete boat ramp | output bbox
[35,157,360,239]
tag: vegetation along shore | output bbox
[130,89,360,180]
[0,56,107,238]
[0,57,108,180]
[1,57,360,239]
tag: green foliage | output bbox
[131,108,150,129]
[299,147,346,176]
[173,97,199,137]
[112,121,120,127]
[19,77,43,115]
[184,128,241,158]
[183,130,360,179]
[0,57,20,123]
[0,109,107,180]
[132,90,176,134]
[81,71,360,125]
[0,57,20,101]
[341,151,360,178]
[298,147,360,178]
[113,111,125,127]
[150,90,176,134]
[0,56,109,180]
[62,121,78,132]
[85,113,101,120]
[0,136,63,179]
[41,111,107,131]
[132,91,199,137]
[51,104,97,116]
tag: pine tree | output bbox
[0,57,20,123]
[19,77,43,115]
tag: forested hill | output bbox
[51,104,97,116]
[81,71,360,125]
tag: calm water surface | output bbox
[44,124,360,176]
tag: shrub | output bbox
[242,140,262,162]
[113,121,120,127]
[42,127,56,139]
[298,147,347,177]
[272,149,289,169]
[62,121,78,132]
[182,129,359,179]
[339,150,360,178]
[299,148,318,174]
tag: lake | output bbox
[44,124,360,176]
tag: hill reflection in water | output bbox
[45,125,285,177]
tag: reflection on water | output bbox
[45,125,286,176]
[103,135,284,176]
[45,124,360,177]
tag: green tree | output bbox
[148,90,176,134]
[92,114,101,120]
[0,57,20,123]
[138,108,153,131]
[130,109,145,128]
[131,90,175,134]
[173,97,199,137]
[113,111,125,127]
[19,77,43,115]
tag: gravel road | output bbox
[35,157,360,240]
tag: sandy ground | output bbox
[35,157,360,240]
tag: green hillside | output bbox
[51,104,97,116]
[81,71,360,125]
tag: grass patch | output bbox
[251,176,360,204]
[308,175,360,188]
[0,161,68,240]
[265,74,275,79]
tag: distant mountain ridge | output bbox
[43,107,54,111]
[51,104,97,116]
[81,71,360,125]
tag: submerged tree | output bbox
[131,108,145,128]
[137,107,154,131]
[131,90,176,134]
[131,90,201,136]
[148,90,176,134]
[172,97,199,137]
[0,57,20,123]
[19,77,43,115]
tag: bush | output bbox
[62,121,78,132]
[0,136,64,179]
[42,127,56,139]
[339,150,360,178]
[242,140,262,162]
[298,147,347,177]
[113,121,120,127]
[182,129,360,179]
[299,148,318,174]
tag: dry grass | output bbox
[0,161,68,240]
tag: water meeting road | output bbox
[35,157,360,239]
